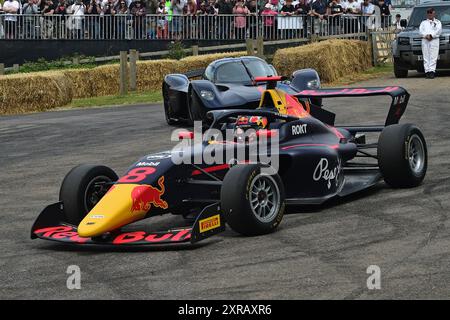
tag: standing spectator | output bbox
[376,0,389,29]
[115,0,128,39]
[204,0,216,39]
[310,0,327,35]
[22,0,39,39]
[184,0,196,39]
[280,0,295,39]
[419,7,442,79]
[233,0,248,40]
[146,0,158,13]
[261,2,276,39]
[131,0,145,38]
[100,0,115,39]
[295,0,309,37]
[246,0,257,39]
[54,0,68,39]
[156,0,167,38]
[170,0,185,39]
[215,0,232,39]
[343,0,359,34]
[3,0,21,39]
[41,0,56,39]
[327,0,343,35]
[393,13,403,34]
[67,0,85,39]
[86,0,101,39]
[361,0,374,32]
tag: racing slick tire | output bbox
[378,124,427,188]
[394,58,408,78]
[59,164,118,225]
[163,84,177,125]
[221,164,285,236]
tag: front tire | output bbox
[59,164,118,225]
[378,124,427,188]
[394,58,408,78]
[221,164,285,236]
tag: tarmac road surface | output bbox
[0,71,449,299]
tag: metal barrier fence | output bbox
[0,14,393,41]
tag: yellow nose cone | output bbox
[77,184,148,238]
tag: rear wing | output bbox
[295,86,410,126]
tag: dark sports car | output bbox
[162,56,321,125]
[31,77,427,246]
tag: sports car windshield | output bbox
[408,6,450,27]
[215,60,276,83]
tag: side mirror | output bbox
[400,19,407,28]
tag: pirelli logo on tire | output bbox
[199,214,221,233]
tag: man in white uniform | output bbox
[419,8,442,79]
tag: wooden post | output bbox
[129,49,137,92]
[246,38,255,56]
[0,64,4,75]
[119,51,128,96]
[13,64,20,73]
[72,56,80,65]
[192,45,199,56]
[256,36,264,59]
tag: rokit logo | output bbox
[292,124,307,136]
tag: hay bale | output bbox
[0,71,72,115]
[62,64,120,99]
[272,40,372,83]
[179,51,247,71]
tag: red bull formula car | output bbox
[31,77,428,247]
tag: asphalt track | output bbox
[1,71,449,299]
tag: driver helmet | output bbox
[234,116,268,143]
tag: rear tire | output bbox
[378,124,427,188]
[394,58,408,78]
[221,164,285,236]
[59,164,118,225]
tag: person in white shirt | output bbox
[2,0,21,39]
[419,8,442,79]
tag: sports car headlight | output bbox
[307,79,320,89]
[398,37,410,45]
[200,90,215,101]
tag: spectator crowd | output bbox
[0,0,397,40]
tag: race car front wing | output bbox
[30,202,225,246]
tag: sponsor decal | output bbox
[130,176,168,212]
[199,214,221,233]
[146,152,172,160]
[90,215,104,219]
[33,226,191,244]
[136,161,160,167]
[313,157,341,189]
[291,123,307,135]
[33,226,89,243]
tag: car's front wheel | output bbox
[163,84,176,125]
[59,164,118,225]
[394,58,408,78]
[378,124,427,188]
[221,164,285,236]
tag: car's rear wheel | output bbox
[378,124,427,188]
[221,164,285,236]
[59,164,118,225]
[394,58,408,78]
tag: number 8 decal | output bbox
[118,167,156,183]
